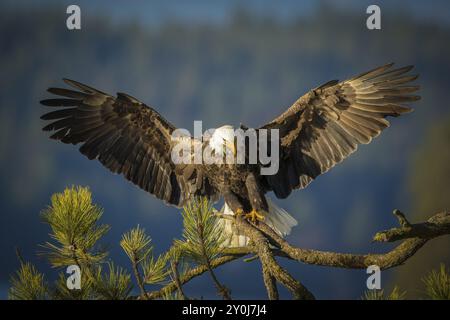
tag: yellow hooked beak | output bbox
[223,139,237,157]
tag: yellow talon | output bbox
[244,209,265,223]
[235,208,244,217]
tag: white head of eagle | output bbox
[209,125,236,158]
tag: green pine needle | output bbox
[422,263,450,300]
[91,262,133,300]
[120,225,152,264]
[161,289,185,300]
[51,271,94,300]
[362,286,406,300]
[175,197,226,265]
[9,262,48,300]
[39,186,109,267]
[121,225,170,285]
[143,252,170,285]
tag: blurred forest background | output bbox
[0,0,449,299]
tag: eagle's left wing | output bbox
[41,79,217,207]
[259,63,420,199]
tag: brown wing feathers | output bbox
[263,63,420,198]
[41,79,190,206]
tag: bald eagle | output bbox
[40,63,420,245]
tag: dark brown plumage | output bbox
[261,63,420,198]
[40,63,420,220]
[41,79,215,207]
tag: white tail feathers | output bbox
[265,198,298,237]
[218,199,298,247]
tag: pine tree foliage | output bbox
[120,225,152,265]
[142,252,170,285]
[40,186,109,267]
[175,197,231,299]
[175,197,225,265]
[120,225,169,286]
[422,264,450,300]
[9,262,48,300]
[51,272,95,300]
[162,289,185,300]
[90,263,133,300]
[166,243,192,282]
[362,286,406,300]
[9,186,135,300]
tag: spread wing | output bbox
[260,63,420,198]
[41,79,217,207]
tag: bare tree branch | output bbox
[261,260,279,300]
[131,257,147,299]
[234,217,315,300]
[256,210,449,270]
[373,210,450,242]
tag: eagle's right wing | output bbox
[41,79,217,207]
[259,64,420,199]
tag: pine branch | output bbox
[254,210,450,270]
[51,271,95,300]
[19,186,136,300]
[261,261,279,300]
[141,209,450,300]
[90,262,133,300]
[422,263,450,300]
[176,197,231,300]
[120,226,151,298]
[143,253,244,300]
[142,252,170,285]
[362,286,406,300]
[235,217,315,300]
[373,210,450,242]
[9,262,48,300]
[131,259,147,298]
[39,186,109,268]
[170,259,188,300]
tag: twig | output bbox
[131,257,147,299]
[170,260,187,300]
[196,212,232,300]
[15,247,25,265]
[144,253,244,299]
[206,260,232,300]
[373,210,450,242]
[393,209,411,228]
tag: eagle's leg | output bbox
[244,173,268,222]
